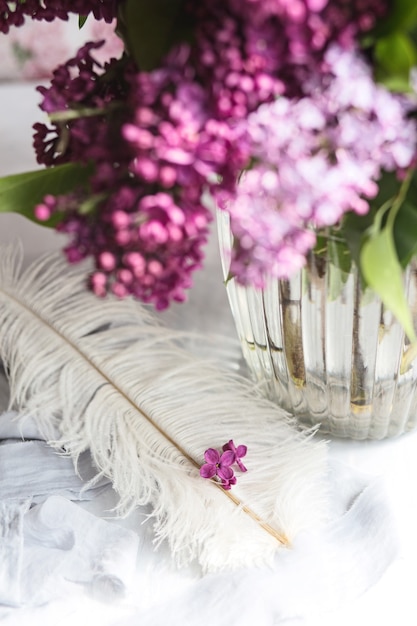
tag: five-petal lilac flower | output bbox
[200,448,235,480]
[200,441,248,490]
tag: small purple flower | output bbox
[200,448,236,484]
[222,440,248,473]
[200,441,248,490]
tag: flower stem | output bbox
[48,103,121,122]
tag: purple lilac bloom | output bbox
[223,440,248,472]
[33,41,127,169]
[188,0,389,117]
[0,0,118,33]
[200,448,236,490]
[123,45,248,205]
[228,0,388,46]
[189,0,285,122]
[31,0,396,307]
[33,42,247,310]
[224,45,417,287]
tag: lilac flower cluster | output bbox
[190,0,285,122]
[29,0,403,307]
[0,0,118,33]
[225,45,417,287]
[34,43,248,310]
[229,0,388,48]
[200,440,247,490]
[33,41,127,168]
[190,0,389,120]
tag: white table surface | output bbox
[1,81,417,626]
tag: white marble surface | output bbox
[1,82,417,625]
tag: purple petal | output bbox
[163,147,194,165]
[200,464,217,479]
[236,459,248,473]
[218,466,234,480]
[222,440,235,453]
[220,450,235,466]
[221,475,237,490]
[236,445,247,458]
[204,448,220,464]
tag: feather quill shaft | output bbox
[0,245,328,571]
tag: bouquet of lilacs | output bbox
[1,0,417,333]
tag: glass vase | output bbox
[217,211,417,440]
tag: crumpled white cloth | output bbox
[0,496,139,609]
[0,409,140,612]
[0,443,110,504]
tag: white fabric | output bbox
[0,440,110,502]
[0,496,139,611]
[0,409,110,502]
[0,408,139,612]
[0,501,29,607]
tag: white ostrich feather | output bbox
[0,244,328,572]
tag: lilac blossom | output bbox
[33,42,247,309]
[224,45,417,286]
[33,41,127,169]
[30,0,404,307]
[200,448,236,490]
[200,440,249,489]
[0,0,118,33]
[189,0,388,117]
[223,440,248,472]
[189,1,285,121]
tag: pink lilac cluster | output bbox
[190,0,389,120]
[34,43,248,310]
[30,0,394,307]
[200,440,247,490]
[0,0,118,33]
[190,0,285,122]
[229,0,388,48]
[226,44,417,287]
[33,41,127,168]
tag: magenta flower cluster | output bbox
[226,44,417,287]
[33,41,248,309]
[0,0,118,33]
[200,440,247,490]
[189,0,388,119]
[20,0,416,308]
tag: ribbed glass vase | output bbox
[217,211,417,440]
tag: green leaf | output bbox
[371,170,402,208]
[78,14,88,28]
[394,200,417,266]
[374,31,417,80]
[361,227,416,342]
[372,0,417,37]
[342,211,374,270]
[342,171,403,267]
[121,0,188,71]
[0,163,93,228]
[327,235,351,275]
[376,74,414,92]
[327,237,352,301]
